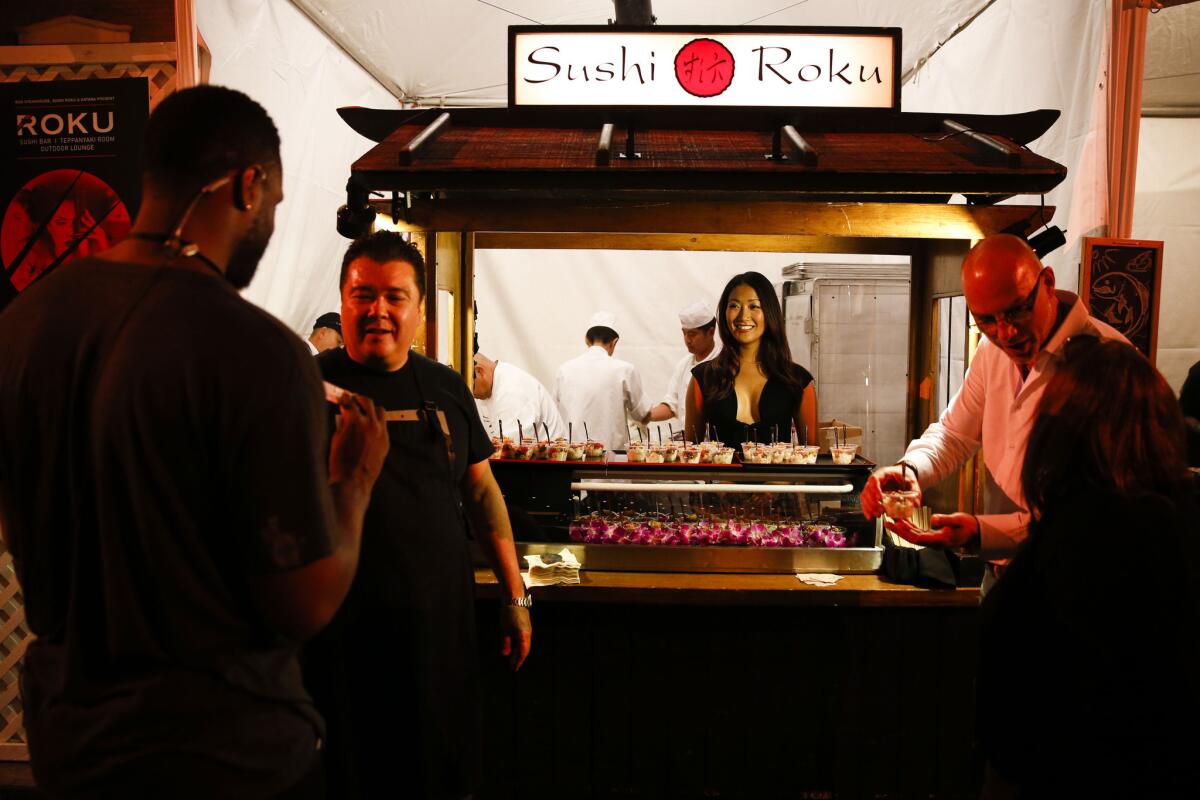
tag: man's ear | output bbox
[1042,267,1057,291]
[234,165,265,211]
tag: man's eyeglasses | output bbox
[973,270,1046,331]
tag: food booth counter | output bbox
[337,66,1065,791]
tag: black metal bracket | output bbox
[618,121,641,160]
[399,111,451,165]
[942,118,1021,168]
[767,125,818,166]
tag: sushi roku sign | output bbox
[509,26,899,110]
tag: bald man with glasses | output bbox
[861,234,1128,588]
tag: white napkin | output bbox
[795,573,844,587]
[522,548,581,587]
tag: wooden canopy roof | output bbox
[342,106,1067,207]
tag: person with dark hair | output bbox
[648,299,722,430]
[555,310,654,450]
[685,271,816,445]
[308,311,342,354]
[1180,359,1200,467]
[0,85,390,796]
[305,230,531,799]
[971,338,1200,796]
[862,235,1128,590]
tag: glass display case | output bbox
[488,446,881,574]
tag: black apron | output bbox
[304,358,481,800]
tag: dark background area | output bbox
[1,1,175,45]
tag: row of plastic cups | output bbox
[741,442,820,465]
[739,442,859,465]
[627,440,735,464]
[491,436,605,461]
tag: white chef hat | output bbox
[587,311,618,334]
[678,300,716,330]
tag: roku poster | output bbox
[1,77,147,307]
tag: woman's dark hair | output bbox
[704,271,805,400]
[1022,337,1190,517]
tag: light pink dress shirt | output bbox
[901,291,1127,560]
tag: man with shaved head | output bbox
[862,234,1127,586]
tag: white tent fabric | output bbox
[901,0,1110,290]
[1132,117,1200,393]
[196,0,400,336]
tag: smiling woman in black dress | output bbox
[684,271,816,445]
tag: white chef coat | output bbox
[902,291,1127,561]
[554,346,653,451]
[475,361,566,441]
[661,341,722,422]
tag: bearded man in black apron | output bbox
[305,232,532,799]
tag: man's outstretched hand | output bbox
[885,512,979,550]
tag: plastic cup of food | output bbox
[682,446,701,464]
[795,445,819,465]
[882,489,921,520]
[646,445,666,463]
[714,447,734,464]
[627,442,646,462]
[663,444,680,463]
[499,439,517,459]
[532,440,550,460]
[586,440,605,459]
[566,442,586,460]
[831,445,857,465]
[549,443,569,461]
[514,443,532,460]
[770,443,790,464]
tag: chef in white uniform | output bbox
[472,352,566,440]
[648,300,721,433]
[554,311,653,451]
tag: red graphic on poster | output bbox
[674,38,735,98]
[1,169,130,292]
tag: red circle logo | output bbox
[674,38,735,98]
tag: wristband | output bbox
[503,594,533,609]
[896,460,919,483]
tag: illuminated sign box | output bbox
[510,26,900,110]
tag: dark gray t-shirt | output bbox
[0,257,335,796]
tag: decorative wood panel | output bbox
[0,61,176,109]
[0,42,179,109]
[0,549,30,762]
[1080,237,1165,363]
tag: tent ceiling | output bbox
[1144,2,1200,116]
[294,0,1200,117]
[291,0,999,106]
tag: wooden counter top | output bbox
[474,568,979,608]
